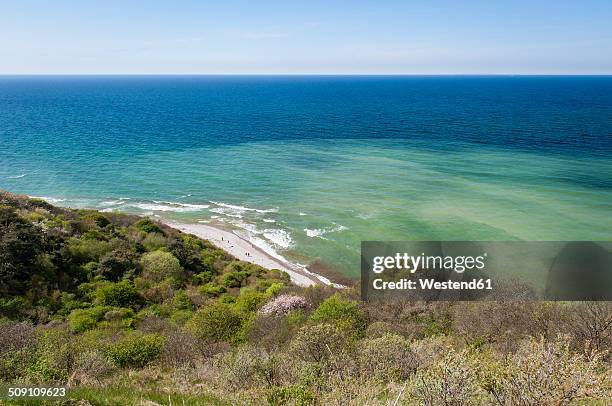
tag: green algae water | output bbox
[1,76,611,277]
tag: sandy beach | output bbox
[165,221,335,287]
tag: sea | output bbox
[1,75,611,278]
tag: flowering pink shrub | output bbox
[259,295,309,316]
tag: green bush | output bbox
[265,282,284,296]
[222,271,249,288]
[199,283,226,297]
[188,302,249,343]
[68,237,113,263]
[169,309,193,326]
[106,333,165,368]
[358,333,418,381]
[310,294,365,335]
[289,323,347,363]
[235,290,268,312]
[25,328,75,383]
[267,385,316,406]
[84,212,111,228]
[134,218,164,235]
[95,280,140,308]
[194,270,214,284]
[409,349,482,405]
[68,306,112,333]
[97,249,135,281]
[140,250,183,282]
[142,232,167,252]
[172,289,192,310]
[0,297,27,319]
[482,337,609,404]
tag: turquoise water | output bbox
[1,76,611,277]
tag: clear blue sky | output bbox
[1,1,611,74]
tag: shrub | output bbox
[562,302,612,357]
[0,322,36,355]
[194,270,214,284]
[68,309,100,333]
[161,329,213,367]
[453,301,540,347]
[235,290,269,312]
[97,249,136,281]
[95,280,140,308]
[67,306,112,333]
[265,282,284,296]
[72,350,116,384]
[170,309,192,326]
[83,213,110,228]
[484,337,609,404]
[68,237,114,263]
[259,295,309,317]
[0,297,27,319]
[358,333,418,381]
[289,324,347,363]
[410,349,483,406]
[310,294,365,335]
[213,346,290,390]
[142,232,167,252]
[172,289,192,310]
[188,302,249,343]
[106,333,165,368]
[0,322,37,381]
[134,218,164,235]
[222,271,249,288]
[249,313,302,351]
[103,308,135,330]
[25,328,76,383]
[140,250,183,282]
[267,385,316,406]
[199,283,226,297]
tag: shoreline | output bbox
[22,193,346,288]
[165,220,341,287]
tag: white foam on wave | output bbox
[304,223,348,239]
[210,207,243,218]
[99,200,123,206]
[263,218,276,223]
[304,228,326,238]
[224,217,292,250]
[299,212,307,216]
[7,174,27,179]
[227,218,261,234]
[129,202,207,212]
[156,201,210,209]
[237,232,345,288]
[210,201,278,214]
[30,196,66,204]
[242,233,295,265]
[263,228,293,249]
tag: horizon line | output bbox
[1,73,612,77]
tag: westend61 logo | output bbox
[372,252,487,274]
[361,241,612,301]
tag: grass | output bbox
[3,386,229,406]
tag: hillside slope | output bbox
[0,191,610,405]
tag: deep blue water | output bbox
[1,76,611,276]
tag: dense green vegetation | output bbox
[0,191,610,405]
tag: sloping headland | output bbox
[0,190,610,404]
